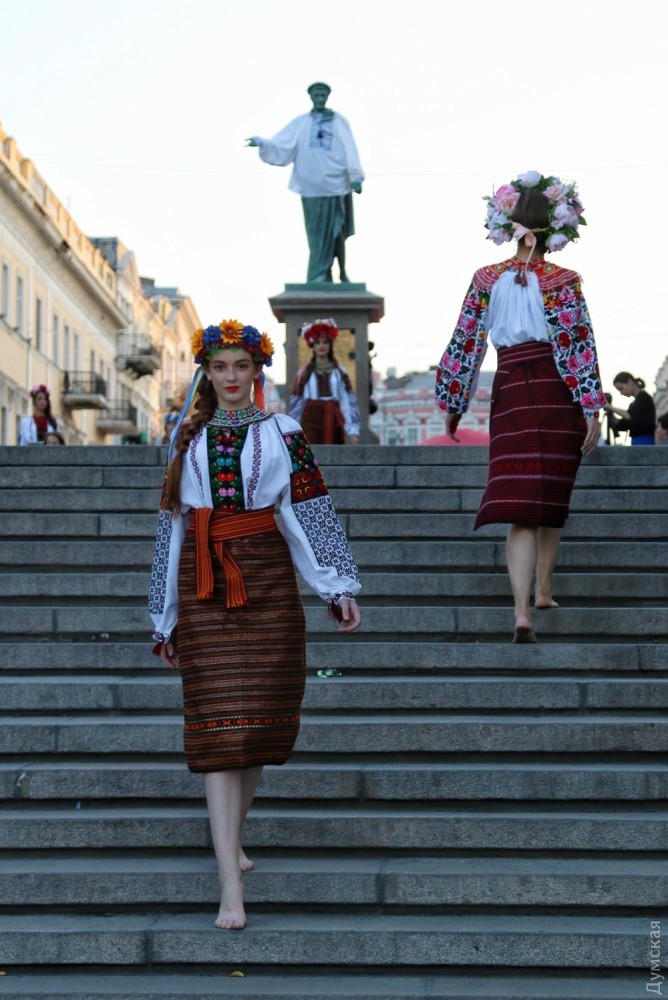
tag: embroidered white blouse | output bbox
[149,412,361,644]
[289,367,361,438]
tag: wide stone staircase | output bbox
[0,443,666,999]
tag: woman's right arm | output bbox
[149,508,187,648]
[435,280,490,415]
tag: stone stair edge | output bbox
[0,969,648,1000]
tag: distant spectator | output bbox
[18,384,59,445]
[656,413,668,446]
[603,372,656,446]
[44,431,65,445]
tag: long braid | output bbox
[162,379,217,513]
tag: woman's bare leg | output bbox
[238,766,263,871]
[506,525,538,640]
[535,527,563,608]
[204,771,246,929]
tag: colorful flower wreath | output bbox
[191,320,274,367]
[300,317,339,348]
[484,171,586,253]
[30,384,50,398]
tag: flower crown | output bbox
[191,320,274,367]
[484,171,586,253]
[30,384,50,398]
[301,317,338,348]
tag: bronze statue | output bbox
[247,83,364,283]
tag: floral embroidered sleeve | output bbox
[276,424,361,604]
[435,281,490,413]
[544,278,606,416]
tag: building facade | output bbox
[369,367,493,446]
[0,124,198,445]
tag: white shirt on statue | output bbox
[251,111,364,198]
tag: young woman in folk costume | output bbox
[435,172,605,643]
[149,319,361,930]
[290,317,360,443]
[18,384,59,445]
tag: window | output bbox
[35,297,43,352]
[1,264,8,317]
[52,313,59,367]
[64,324,71,371]
[1,407,7,445]
[406,426,418,446]
[90,349,95,375]
[73,332,80,371]
[16,276,24,335]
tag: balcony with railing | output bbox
[117,332,161,378]
[62,372,108,410]
[96,400,139,436]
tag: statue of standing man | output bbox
[247,82,364,284]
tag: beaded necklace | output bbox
[208,404,265,428]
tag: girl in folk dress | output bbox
[18,385,59,445]
[150,320,361,930]
[290,317,360,444]
[435,172,605,643]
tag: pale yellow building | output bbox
[0,124,198,445]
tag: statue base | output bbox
[284,282,367,292]
[269,284,384,444]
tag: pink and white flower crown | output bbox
[484,171,586,254]
[300,317,338,348]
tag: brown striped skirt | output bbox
[176,517,306,772]
[474,340,586,530]
[300,399,345,444]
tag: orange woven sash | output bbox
[188,506,276,607]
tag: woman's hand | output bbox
[336,599,361,633]
[160,641,180,669]
[347,435,360,445]
[581,415,600,455]
[446,413,462,442]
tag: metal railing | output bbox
[62,371,107,395]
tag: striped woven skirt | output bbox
[474,340,586,530]
[176,515,306,772]
[300,399,345,444]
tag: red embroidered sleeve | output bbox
[435,281,490,414]
[543,277,605,415]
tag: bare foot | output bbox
[513,611,536,644]
[513,625,537,644]
[535,591,559,609]
[239,848,254,872]
[215,882,246,930]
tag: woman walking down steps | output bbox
[150,319,361,929]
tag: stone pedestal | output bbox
[269,283,384,443]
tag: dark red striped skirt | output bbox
[176,522,306,772]
[300,399,345,444]
[474,340,586,530]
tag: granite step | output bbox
[0,912,652,968]
[2,854,665,908]
[2,511,667,541]
[3,759,666,802]
[4,673,668,713]
[0,969,647,1000]
[0,604,665,642]
[2,713,667,757]
[2,641,667,673]
[1,538,667,571]
[1,485,665,514]
[2,570,667,604]
[1,804,666,851]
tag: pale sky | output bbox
[2,0,667,405]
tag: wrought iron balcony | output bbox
[96,400,139,436]
[62,372,108,410]
[117,333,161,378]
